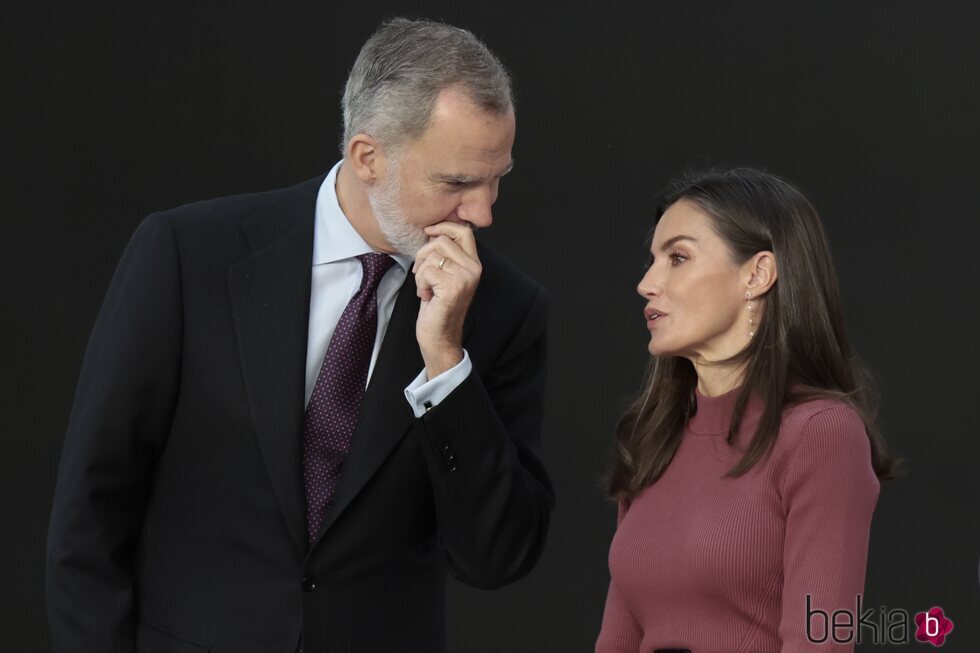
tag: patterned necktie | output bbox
[302,252,395,542]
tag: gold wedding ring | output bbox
[438,256,447,270]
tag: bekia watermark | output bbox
[806,595,954,646]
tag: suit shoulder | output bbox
[150,175,324,233]
[476,241,544,304]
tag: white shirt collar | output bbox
[313,160,412,272]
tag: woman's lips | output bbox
[645,309,667,329]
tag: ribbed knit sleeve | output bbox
[595,502,643,653]
[776,406,880,651]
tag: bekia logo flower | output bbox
[914,606,953,647]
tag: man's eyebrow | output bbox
[654,235,698,252]
[435,173,480,183]
[434,160,515,183]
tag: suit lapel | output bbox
[228,179,321,554]
[312,271,423,543]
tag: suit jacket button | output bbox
[447,463,458,472]
[438,441,450,454]
[301,575,318,592]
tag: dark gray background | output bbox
[4,1,978,650]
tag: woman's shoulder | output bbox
[773,394,869,457]
[771,394,879,503]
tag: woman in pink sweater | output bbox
[596,169,899,653]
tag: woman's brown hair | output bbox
[608,168,900,502]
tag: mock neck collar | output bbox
[688,385,763,436]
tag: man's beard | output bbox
[367,158,428,257]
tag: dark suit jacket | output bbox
[46,175,554,653]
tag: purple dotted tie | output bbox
[302,253,395,543]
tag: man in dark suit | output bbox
[47,18,553,652]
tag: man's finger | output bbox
[415,265,455,300]
[412,235,455,273]
[424,222,478,258]
[415,265,435,301]
[413,235,476,275]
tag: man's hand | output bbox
[411,221,482,379]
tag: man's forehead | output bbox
[422,92,515,145]
[405,93,515,181]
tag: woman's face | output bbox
[637,199,750,361]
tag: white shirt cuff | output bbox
[403,350,472,418]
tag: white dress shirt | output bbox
[304,161,472,418]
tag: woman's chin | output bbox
[647,339,674,357]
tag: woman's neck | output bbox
[692,359,746,397]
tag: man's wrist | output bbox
[421,345,464,379]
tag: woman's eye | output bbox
[669,252,687,265]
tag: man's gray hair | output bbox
[341,18,513,155]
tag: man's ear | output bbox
[743,251,778,297]
[346,134,383,183]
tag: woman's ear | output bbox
[743,251,777,297]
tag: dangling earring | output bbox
[745,291,755,338]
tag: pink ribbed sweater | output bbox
[596,388,879,653]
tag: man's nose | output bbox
[457,186,495,229]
